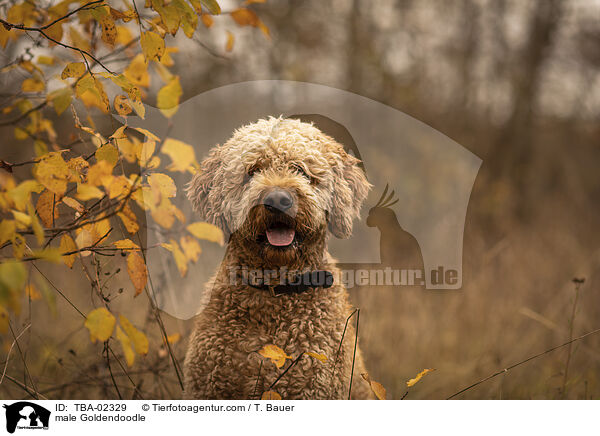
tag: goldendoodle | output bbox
[183,117,374,399]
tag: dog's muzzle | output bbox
[260,188,297,247]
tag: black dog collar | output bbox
[247,270,334,296]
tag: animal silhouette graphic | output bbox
[367,184,424,272]
[3,402,50,434]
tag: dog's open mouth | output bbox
[256,212,299,248]
[265,224,295,246]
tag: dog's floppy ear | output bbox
[328,145,371,238]
[186,147,229,234]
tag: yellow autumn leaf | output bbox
[84,307,116,343]
[148,173,176,198]
[59,234,77,268]
[361,373,387,400]
[115,325,135,366]
[25,283,42,301]
[132,127,160,142]
[261,391,282,400]
[87,161,114,186]
[187,222,224,245]
[60,62,86,79]
[198,0,221,15]
[161,138,198,172]
[119,315,149,355]
[29,248,63,263]
[161,239,188,277]
[126,251,147,296]
[167,333,181,343]
[0,306,8,334]
[305,352,327,363]
[113,239,140,250]
[114,136,141,163]
[76,183,104,201]
[118,203,139,234]
[160,46,179,67]
[35,153,70,195]
[66,156,89,182]
[151,198,180,229]
[201,13,213,28]
[75,228,93,256]
[157,76,182,118]
[124,53,150,88]
[115,25,133,46]
[180,235,201,262]
[225,30,234,52]
[7,179,43,211]
[406,368,435,387]
[62,196,84,213]
[0,220,16,245]
[99,15,117,46]
[106,175,131,199]
[36,190,58,227]
[48,87,73,116]
[114,95,132,116]
[22,77,45,93]
[29,206,44,245]
[141,31,165,62]
[258,344,291,369]
[37,55,55,65]
[96,143,119,167]
[12,210,31,226]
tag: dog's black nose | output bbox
[263,189,293,212]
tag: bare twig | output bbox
[252,360,263,399]
[347,308,360,400]
[447,326,600,399]
[0,324,31,386]
[104,342,122,400]
[268,353,303,392]
[561,278,584,398]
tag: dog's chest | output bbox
[201,302,346,399]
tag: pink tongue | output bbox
[266,228,295,246]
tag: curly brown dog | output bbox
[183,117,373,399]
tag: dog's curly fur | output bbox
[183,117,373,399]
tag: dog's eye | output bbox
[247,166,259,178]
[292,164,310,179]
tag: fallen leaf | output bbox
[261,391,282,400]
[258,344,291,369]
[361,373,387,400]
[305,352,327,363]
[406,368,435,387]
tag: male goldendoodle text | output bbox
[183,117,374,399]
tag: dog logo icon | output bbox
[3,402,50,433]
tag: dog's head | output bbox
[187,117,371,267]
